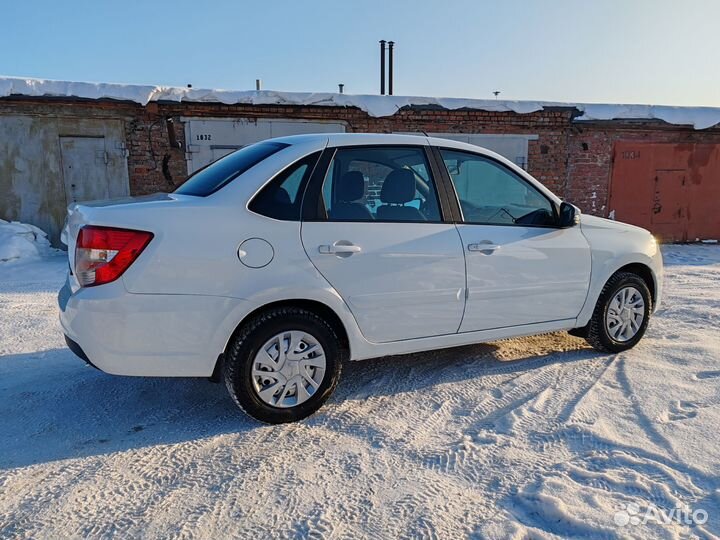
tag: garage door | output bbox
[59,137,112,204]
[184,118,346,173]
[0,116,129,246]
[396,133,537,169]
[609,142,720,242]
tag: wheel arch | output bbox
[614,262,657,306]
[211,298,351,381]
[576,254,661,329]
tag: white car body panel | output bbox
[575,214,663,326]
[59,277,249,376]
[59,133,663,377]
[301,222,466,342]
[456,224,592,331]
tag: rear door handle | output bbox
[468,241,500,253]
[318,242,362,255]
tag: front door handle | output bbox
[468,241,500,254]
[318,242,362,255]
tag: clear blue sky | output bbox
[2,0,718,106]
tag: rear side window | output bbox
[321,146,442,222]
[249,152,321,220]
[174,142,289,196]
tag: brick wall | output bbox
[147,102,576,201]
[127,103,186,195]
[3,96,720,220]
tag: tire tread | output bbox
[585,271,652,353]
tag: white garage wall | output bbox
[183,118,347,173]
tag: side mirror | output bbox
[558,202,580,228]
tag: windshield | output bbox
[174,141,289,196]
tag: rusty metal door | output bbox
[651,170,689,241]
[609,142,720,242]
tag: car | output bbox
[59,133,663,423]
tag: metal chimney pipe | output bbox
[379,40,386,95]
[338,83,344,94]
[255,79,262,91]
[388,41,394,95]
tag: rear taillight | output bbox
[75,226,153,287]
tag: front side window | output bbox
[175,141,288,196]
[321,146,442,222]
[440,149,556,226]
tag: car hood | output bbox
[580,214,651,236]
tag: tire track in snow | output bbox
[3,247,720,538]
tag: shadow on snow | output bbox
[0,341,598,469]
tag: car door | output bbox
[300,145,466,343]
[435,147,591,332]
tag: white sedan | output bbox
[59,133,663,423]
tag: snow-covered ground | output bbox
[0,245,719,539]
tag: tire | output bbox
[585,271,653,353]
[223,307,344,424]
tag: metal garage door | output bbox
[183,118,346,173]
[396,133,537,169]
[609,142,720,242]
[59,137,112,204]
[0,116,129,246]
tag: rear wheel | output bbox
[585,272,652,353]
[223,307,343,424]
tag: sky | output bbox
[1,0,718,106]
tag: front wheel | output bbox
[585,272,652,353]
[223,307,343,424]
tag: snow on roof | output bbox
[2,75,720,130]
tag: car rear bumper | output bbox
[64,334,100,369]
[58,276,250,377]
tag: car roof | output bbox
[268,132,508,154]
[266,131,522,170]
[268,132,430,146]
[270,132,520,164]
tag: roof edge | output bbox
[1,76,719,130]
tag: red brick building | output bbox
[1,78,719,244]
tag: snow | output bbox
[0,219,56,263]
[3,75,720,129]
[1,245,720,538]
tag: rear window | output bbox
[174,142,289,196]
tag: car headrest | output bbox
[380,169,416,204]
[274,187,291,205]
[337,171,365,202]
